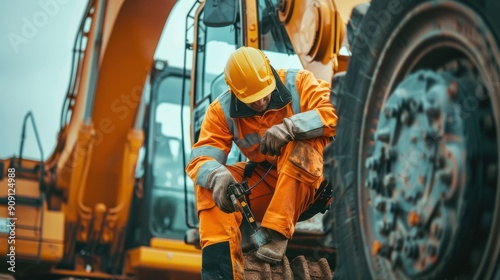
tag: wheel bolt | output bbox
[384,106,398,118]
[400,111,411,125]
[404,243,419,259]
[383,174,396,190]
[376,129,391,142]
[366,174,380,191]
[425,128,441,142]
[372,240,382,255]
[426,244,437,256]
[447,81,458,101]
[409,99,423,112]
[366,157,380,170]
[391,251,400,269]
[438,170,452,185]
[374,197,386,211]
[431,221,443,239]
[425,104,440,118]
[408,211,419,227]
[436,156,446,168]
[387,200,397,213]
[385,147,397,161]
[378,220,390,235]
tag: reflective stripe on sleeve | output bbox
[286,69,301,114]
[190,146,228,164]
[196,160,223,188]
[289,110,324,138]
[218,92,239,137]
[234,132,261,149]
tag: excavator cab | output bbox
[131,62,198,244]
[123,63,202,279]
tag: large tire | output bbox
[329,0,500,279]
[244,253,332,280]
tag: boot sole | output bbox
[255,251,282,264]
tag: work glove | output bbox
[260,118,296,156]
[207,166,237,213]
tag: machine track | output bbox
[244,253,332,280]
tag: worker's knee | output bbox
[198,206,243,248]
[280,140,324,187]
[195,162,246,212]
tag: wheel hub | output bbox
[366,69,476,276]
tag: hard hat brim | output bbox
[236,79,276,104]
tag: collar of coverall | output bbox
[229,67,292,118]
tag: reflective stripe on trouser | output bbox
[198,206,244,279]
[196,138,329,279]
[201,241,234,280]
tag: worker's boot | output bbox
[255,228,288,263]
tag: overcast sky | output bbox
[0,0,192,160]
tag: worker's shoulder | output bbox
[210,90,231,108]
[277,68,312,79]
[293,68,314,78]
[275,68,309,82]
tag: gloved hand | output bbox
[207,166,237,213]
[260,118,296,156]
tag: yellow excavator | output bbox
[1,0,499,279]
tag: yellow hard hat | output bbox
[224,46,276,103]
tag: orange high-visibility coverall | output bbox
[186,69,337,279]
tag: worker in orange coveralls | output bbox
[186,46,337,279]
